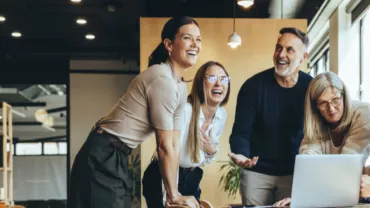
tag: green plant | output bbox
[128,153,141,204]
[218,159,241,199]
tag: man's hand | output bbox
[166,193,200,208]
[360,174,370,198]
[273,197,291,207]
[229,152,259,168]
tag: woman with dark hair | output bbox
[69,16,202,208]
[142,61,231,208]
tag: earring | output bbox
[169,51,172,57]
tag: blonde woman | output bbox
[142,61,230,208]
[274,72,370,207]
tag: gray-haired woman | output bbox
[274,72,370,207]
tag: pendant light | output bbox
[228,0,241,49]
[237,0,254,8]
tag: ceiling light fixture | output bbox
[228,0,242,49]
[237,0,254,8]
[35,109,48,122]
[11,31,22,38]
[43,116,54,127]
[71,0,81,3]
[76,18,87,25]
[0,16,5,22]
[85,34,95,40]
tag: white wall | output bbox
[0,156,66,201]
[69,60,137,166]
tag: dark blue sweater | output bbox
[229,68,312,176]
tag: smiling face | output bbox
[316,87,344,125]
[204,65,230,106]
[166,23,201,69]
[273,33,307,77]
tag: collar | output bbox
[199,106,225,121]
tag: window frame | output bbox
[14,141,67,156]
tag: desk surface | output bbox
[222,204,370,208]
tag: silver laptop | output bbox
[290,154,364,208]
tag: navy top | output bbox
[229,68,312,176]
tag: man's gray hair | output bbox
[279,27,309,51]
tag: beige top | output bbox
[97,62,187,149]
[300,100,370,170]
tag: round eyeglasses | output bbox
[205,75,231,85]
[317,96,343,111]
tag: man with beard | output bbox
[229,27,313,206]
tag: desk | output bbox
[222,204,370,208]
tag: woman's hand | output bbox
[360,174,370,198]
[273,197,291,207]
[200,129,217,155]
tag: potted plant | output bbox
[218,159,241,199]
[128,152,141,207]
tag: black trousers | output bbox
[68,130,133,208]
[142,159,203,208]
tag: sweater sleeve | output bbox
[342,104,370,174]
[341,104,370,155]
[299,137,324,154]
[229,79,257,158]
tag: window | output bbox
[14,141,67,156]
[44,142,59,155]
[58,142,67,154]
[16,143,42,155]
[361,13,370,102]
[339,21,361,100]
[5,143,15,156]
[44,142,67,155]
[309,49,329,77]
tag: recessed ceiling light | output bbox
[85,34,95,40]
[11,32,22,38]
[71,0,81,3]
[76,18,87,25]
[0,16,5,22]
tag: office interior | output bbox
[0,0,369,207]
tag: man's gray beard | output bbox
[274,66,292,77]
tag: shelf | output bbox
[0,168,12,171]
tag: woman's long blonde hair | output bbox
[304,72,353,143]
[187,61,230,163]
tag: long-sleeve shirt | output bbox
[179,102,227,168]
[229,67,312,176]
[153,102,227,205]
[153,102,227,167]
[300,100,370,173]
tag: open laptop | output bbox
[290,154,364,208]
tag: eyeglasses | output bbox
[317,96,343,111]
[205,75,231,85]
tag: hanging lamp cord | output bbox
[233,0,236,32]
[281,0,283,19]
